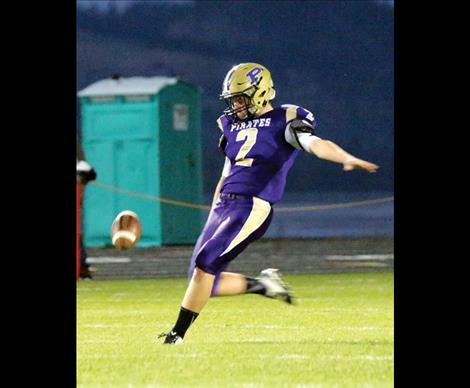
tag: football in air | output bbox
[111,210,142,249]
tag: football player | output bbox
[160,63,379,344]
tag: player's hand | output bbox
[343,158,379,173]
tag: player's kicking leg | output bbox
[215,270,294,304]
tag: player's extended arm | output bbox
[309,139,379,173]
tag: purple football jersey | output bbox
[219,104,317,204]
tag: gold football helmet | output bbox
[220,63,276,120]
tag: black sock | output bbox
[245,277,267,295]
[171,306,199,338]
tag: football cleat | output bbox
[158,331,184,345]
[257,268,294,305]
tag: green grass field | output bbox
[77,272,393,387]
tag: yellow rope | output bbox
[89,181,394,212]
[275,196,394,212]
[90,181,210,210]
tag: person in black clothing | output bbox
[77,135,97,279]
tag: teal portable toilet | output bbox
[78,76,204,247]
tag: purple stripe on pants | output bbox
[187,195,273,296]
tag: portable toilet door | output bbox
[157,81,204,244]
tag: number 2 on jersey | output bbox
[235,128,258,167]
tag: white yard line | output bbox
[325,254,394,261]
[87,257,132,263]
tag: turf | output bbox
[77,272,393,387]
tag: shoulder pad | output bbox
[281,104,316,126]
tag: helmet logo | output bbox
[246,67,262,84]
[223,68,236,91]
